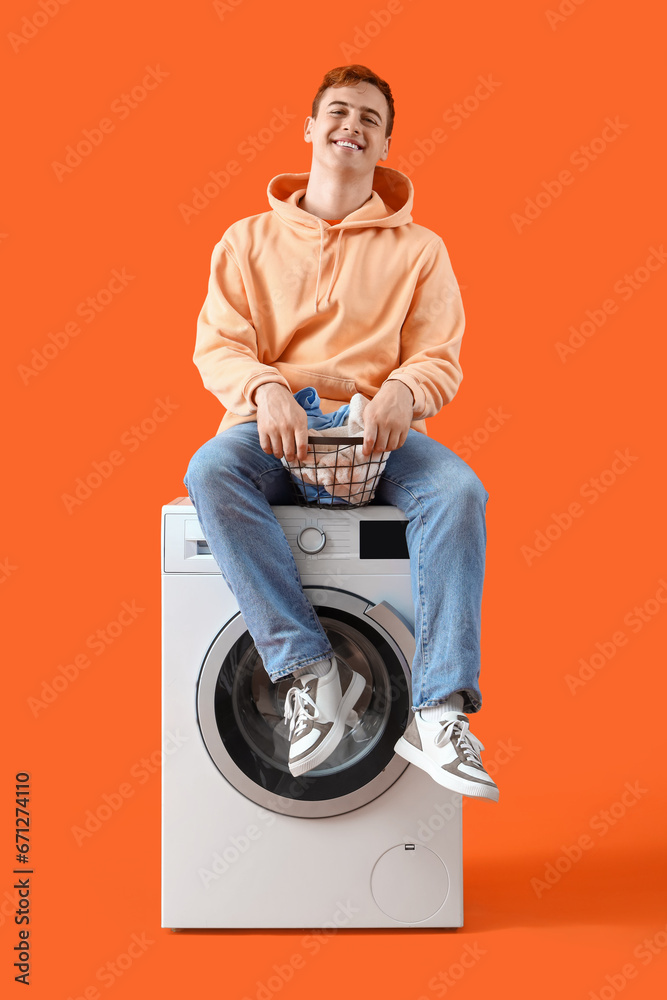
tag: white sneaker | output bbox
[394,710,499,802]
[284,656,365,777]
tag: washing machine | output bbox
[161,497,463,929]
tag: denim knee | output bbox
[457,467,489,508]
[429,460,488,511]
[184,436,229,494]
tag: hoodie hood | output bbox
[267,165,414,311]
[267,164,414,229]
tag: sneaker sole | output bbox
[394,735,499,802]
[289,672,366,777]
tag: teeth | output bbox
[335,140,361,150]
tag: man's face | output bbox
[304,82,392,175]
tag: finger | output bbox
[386,430,401,452]
[259,429,273,455]
[373,429,390,454]
[270,431,284,460]
[283,431,298,462]
[295,424,309,462]
[362,416,377,456]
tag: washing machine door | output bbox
[197,587,413,818]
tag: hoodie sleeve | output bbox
[193,240,291,416]
[384,238,465,420]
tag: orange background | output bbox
[2,0,666,996]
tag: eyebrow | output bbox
[326,100,383,120]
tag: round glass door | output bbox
[197,588,413,818]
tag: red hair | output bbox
[311,65,395,137]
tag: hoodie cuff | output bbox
[385,374,428,420]
[243,372,293,411]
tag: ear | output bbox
[304,116,314,143]
[379,134,392,162]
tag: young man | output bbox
[184,65,499,802]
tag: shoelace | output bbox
[435,717,485,768]
[284,684,320,740]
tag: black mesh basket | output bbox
[285,435,389,509]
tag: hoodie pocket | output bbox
[275,365,357,402]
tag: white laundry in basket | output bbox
[282,394,389,504]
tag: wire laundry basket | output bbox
[285,435,390,509]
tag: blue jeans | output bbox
[184,422,489,715]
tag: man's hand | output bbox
[254,383,309,462]
[362,380,414,456]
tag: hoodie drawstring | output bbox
[325,230,344,306]
[314,222,344,313]
[313,222,324,314]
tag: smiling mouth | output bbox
[333,140,364,151]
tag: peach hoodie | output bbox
[193,164,465,435]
